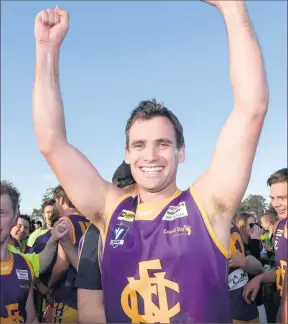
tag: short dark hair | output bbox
[41,199,56,210]
[267,168,288,187]
[35,220,42,226]
[112,161,136,188]
[52,185,75,208]
[0,180,21,215]
[125,99,185,149]
[19,214,31,227]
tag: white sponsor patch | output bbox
[117,209,135,222]
[162,202,188,221]
[16,269,29,281]
[228,268,248,291]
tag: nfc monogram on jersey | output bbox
[121,260,180,323]
[0,304,24,323]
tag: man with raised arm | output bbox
[33,1,269,322]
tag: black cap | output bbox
[112,161,136,189]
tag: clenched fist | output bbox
[201,0,245,12]
[34,6,69,48]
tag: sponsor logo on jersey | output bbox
[16,269,29,280]
[164,225,191,237]
[162,202,188,221]
[117,210,135,222]
[228,268,248,291]
[110,224,129,248]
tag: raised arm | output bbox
[195,1,269,221]
[33,7,122,223]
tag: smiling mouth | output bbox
[140,167,164,174]
[276,209,285,213]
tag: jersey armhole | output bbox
[189,185,231,259]
[102,193,132,250]
[63,216,76,245]
[77,223,92,271]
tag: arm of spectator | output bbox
[38,238,58,274]
[26,281,38,323]
[60,239,79,270]
[243,269,276,304]
[243,255,264,276]
[48,244,69,289]
[39,219,69,274]
[276,270,288,323]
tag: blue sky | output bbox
[1,1,287,214]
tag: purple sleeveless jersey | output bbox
[54,214,90,309]
[274,219,288,297]
[0,252,33,323]
[229,223,258,321]
[100,187,231,323]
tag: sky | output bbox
[1,1,287,214]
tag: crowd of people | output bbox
[1,0,287,323]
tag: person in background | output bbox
[229,222,264,323]
[276,271,287,323]
[1,181,38,323]
[10,214,31,253]
[27,199,57,248]
[46,185,90,323]
[260,212,277,268]
[77,161,137,323]
[236,213,267,323]
[35,220,42,230]
[243,168,287,323]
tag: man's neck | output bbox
[138,182,178,204]
[0,237,11,262]
[61,208,79,217]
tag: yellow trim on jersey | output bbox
[77,223,93,271]
[0,252,14,275]
[233,317,260,323]
[98,235,102,274]
[7,245,40,278]
[190,185,231,259]
[63,216,76,245]
[136,189,182,221]
[23,258,35,281]
[102,193,131,250]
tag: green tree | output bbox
[30,208,43,221]
[238,194,268,218]
[42,187,54,203]
[265,204,278,218]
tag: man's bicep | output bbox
[45,143,122,220]
[77,289,106,323]
[198,108,265,215]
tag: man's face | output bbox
[34,223,41,230]
[10,217,30,242]
[0,195,17,244]
[43,204,55,227]
[270,181,287,220]
[125,116,185,193]
[260,216,270,231]
[55,198,64,217]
